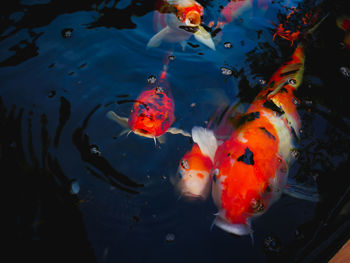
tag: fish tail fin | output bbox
[191,126,217,163]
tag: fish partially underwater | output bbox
[107,62,190,145]
[173,102,244,200]
[193,43,306,235]
[147,0,215,50]
[337,15,350,50]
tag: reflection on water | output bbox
[1,0,349,262]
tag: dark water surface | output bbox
[2,0,349,262]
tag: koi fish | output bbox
[193,43,305,235]
[147,0,215,50]
[208,0,270,30]
[336,15,350,50]
[273,5,328,46]
[173,102,244,200]
[107,62,190,145]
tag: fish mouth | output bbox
[182,191,205,201]
[179,25,199,33]
[185,11,201,26]
[214,215,252,236]
[134,129,154,138]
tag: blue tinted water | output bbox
[2,0,349,262]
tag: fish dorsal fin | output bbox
[167,127,191,137]
[106,110,129,129]
[194,25,215,50]
[147,26,173,48]
[191,126,217,163]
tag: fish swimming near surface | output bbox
[107,59,190,145]
[336,15,350,50]
[193,43,306,235]
[173,102,244,201]
[208,0,270,30]
[147,0,215,50]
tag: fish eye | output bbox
[288,78,297,86]
[180,159,189,170]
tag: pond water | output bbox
[1,0,349,262]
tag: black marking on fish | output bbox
[259,127,276,141]
[237,112,260,126]
[187,42,200,48]
[280,87,288,93]
[265,185,272,193]
[237,147,254,165]
[263,100,284,116]
[280,69,299,77]
[212,173,217,183]
[179,25,199,33]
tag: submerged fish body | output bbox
[128,80,175,138]
[194,44,305,235]
[174,103,243,200]
[107,65,190,143]
[148,0,215,50]
[337,15,350,50]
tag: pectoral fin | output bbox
[194,26,215,50]
[167,127,191,137]
[106,110,129,129]
[156,134,167,144]
[147,26,172,48]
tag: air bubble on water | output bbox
[190,102,196,107]
[61,28,73,39]
[263,235,281,253]
[292,97,300,105]
[168,55,175,61]
[224,42,232,48]
[89,145,101,156]
[70,180,80,195]
[165,233,175,243]
[291,149,300,159]
[221,67,233,76]
[147,75,157,84]
[258,79,266,85]
[340,66,350,79]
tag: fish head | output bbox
[184,10,201,26]
[129,87,175,138]
[175,2,203,26]
[174,144,213,200]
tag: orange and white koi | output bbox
[107,60,190,144]
[194,43,305,235]
[174,103,243,200]
[147,0,215,50]
[336,15,350,50]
